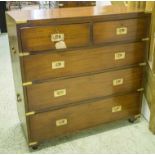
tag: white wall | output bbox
[96,1,111,7]
[141,95,150,122]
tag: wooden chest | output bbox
[6,6,151,149]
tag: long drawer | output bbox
[29,92,141,142]
[23,42,144,82]
[93,18,148,44]
[26,67,143,111]
[20,23,90,52]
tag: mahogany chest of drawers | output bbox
[6,6,151,149]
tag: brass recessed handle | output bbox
[51,33,64,42]
[116,27,127,35]
[17,93,22,102]
[112,105,122,113]
[115,52,125,60]
[113,78,124,86]
[54,89,66,98]
[56,118,67,127]
[52,61,65,69]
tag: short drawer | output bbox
[29,92,141,141]
[20,23,90,52]
[23,42,144,81]
[93,18,148,44]
[26,67,143,111]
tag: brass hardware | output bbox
[12,47,16,54]
[16,20,28,24]
[137,88,144,92]
[54,89,66,98]
[29,141,38,146]
[135,114,141,119]
[51,33,64,42]
[113,78,124,86]
[22,82,32,86]
[17,93,22,102]
[26,111,35,116]
[139,62,147,66]
[116,27,127,35]
[144,10,152,13]
[52,61,65,69]
[112,105,122,113]
[56,118,67,127]
[142,37,149,41]
[19,52,30,57]
[115,52,125,60]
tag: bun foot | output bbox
[31,145,38,150]
[128,117,137,123]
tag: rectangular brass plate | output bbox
[113,78,124,86]
[116,27,127,35]
[51,33,64,42]
[52,61,65,69]
[54,89,66,97]
[115,52,125,60]
[112,105,122,113]
[56,118,67,127]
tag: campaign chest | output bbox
[6,6,151,149]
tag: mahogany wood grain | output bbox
[20,23,90,52]
[26,67,143,111]
[93,18,148,44]
[6,6,149,24]
[6,6,151,147]
[29,92,140,142]
[23,42,145,82]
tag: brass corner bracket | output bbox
[142,37,150,41]
[135,114,141,119]
[139,62,147,66]
[19,52,30,57]
[29,141,38,147]
[26,111,36,116]
[137,88,144,92]
[22,82,32,87]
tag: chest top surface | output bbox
[6,5,149,24]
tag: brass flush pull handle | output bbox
[54,89,66,98]
[116,27,127,35]
[17,93,22,102]
[56,118,67,127]
[52,61,65,69]
[51,33,64,42]
[112,105,122,113]
[113,78,124,86]
[115,52,125,60]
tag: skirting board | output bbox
[141,94,150,122]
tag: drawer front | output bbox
[23,42,144,81]
[20,23,90,52]
[27,67,143,111]
[29,93,141,141]
[93,18,148,44]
